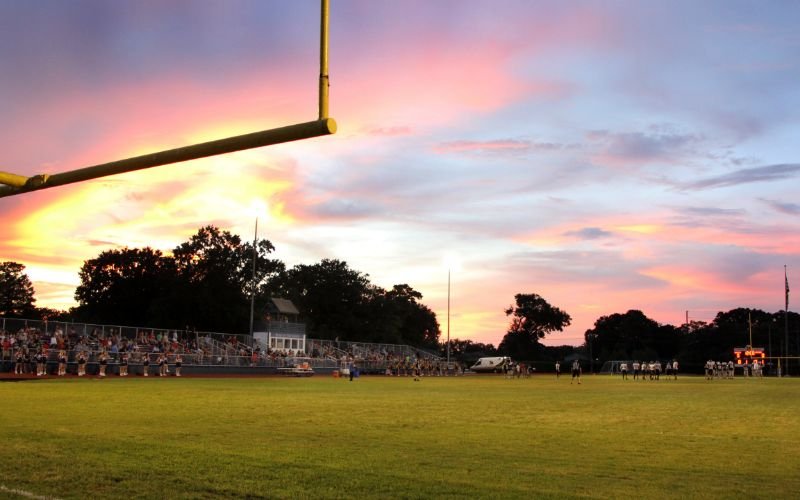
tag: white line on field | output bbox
[0,484,62,500]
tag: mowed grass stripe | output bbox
[1,375,798,499]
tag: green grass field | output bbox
[1,374,798,499]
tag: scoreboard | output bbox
[733,347,765,365]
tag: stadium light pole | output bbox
[249,216,258,341]
[785,265,790,377]
[768,318,773,372]
[248,200,268,342]
[442,253,461,374]
[447,267,451,369]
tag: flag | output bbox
[786,267,790,311]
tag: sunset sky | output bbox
[0,1,798,346]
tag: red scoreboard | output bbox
[733,347,765,365]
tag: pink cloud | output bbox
[362,126,413,137]
[433,139,531,155]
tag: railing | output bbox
[0,316,443,373]
[261,321,306,336]
[311,339,442,362]
[0,316,251,349]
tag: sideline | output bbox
[0,484,62,500]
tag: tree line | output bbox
[443,294,798,371]
[1,226,439,350]
[2,227,797,369]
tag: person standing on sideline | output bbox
[555,361,561,379]
[24,349,32,374]
[571,359,581,385]
[671,359,678,380]
[175,353,183,377]
[632,361,640,380]
[119,352,128,377]
[76,351,87,377]
[35,349,45,376]
[98,350,108,377]
[142,353,150,377]
[620,362,628,380]
[14,349,24,375]
[58,349,67,376]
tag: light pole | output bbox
[447,268,451,370]
[248,217,258,340]
[442,252,461,373]
[785,265,790,377]
[768,318,773,374]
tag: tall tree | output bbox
[73,226,282,331]
[172,225,282,332]
[74,248,174,325]
[584,309,683,365]
[0,261,36,317]
[268,259,374,340]
[382,284,440,348]
[499,293,571,359]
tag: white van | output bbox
[470,356,511,373]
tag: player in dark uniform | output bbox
[142,353,150,377]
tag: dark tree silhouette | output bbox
[499,293,571,359]
[0,261,36,317]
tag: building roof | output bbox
[270,298,300,315]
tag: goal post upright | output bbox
[319,0,330,120]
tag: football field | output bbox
[1,374,798,499]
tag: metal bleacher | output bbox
[0,316,443,375]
